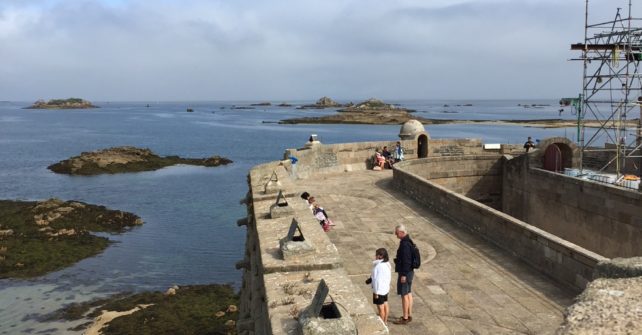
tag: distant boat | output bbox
[186,108,194,112]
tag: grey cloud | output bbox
[1,0,639,101]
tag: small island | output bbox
[297,96,346,109]
[46,284,239,334]
[0,198,142,278]
[48,146,233,175]
[26,98,98,109]
[283,98,422,124]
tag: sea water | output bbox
[0,99,588,334]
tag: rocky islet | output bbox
[48,146,233,175]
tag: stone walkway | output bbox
[298,169,575,335]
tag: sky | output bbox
[0,0,640,101]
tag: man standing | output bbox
[524,136,535,152]
[393,224,413,325]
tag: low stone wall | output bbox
[283,138,490,179]
[427,138,485,156]
[283,140,416,179]
[237,161,387,335]
[503,157,642,258]
[393,159,608,291]
[400,156,503,209]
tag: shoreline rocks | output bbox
[46,284,239,335]
[297,96,345,109]
[48,146,233,175]
[0,198,142,278]
[26,98,98,109]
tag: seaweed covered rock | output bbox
[0,198,142,278]
[26,98,98,109]
[47,285,239,335]
[48,146,233,175]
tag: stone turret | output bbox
[399,119,429,141]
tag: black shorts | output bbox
[396,271,414,296]
[372,293,388,305]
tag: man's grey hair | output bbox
[395,224,407,233]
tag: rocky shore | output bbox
[46,284,239,335]
[26,98,98,109]
[0,198,142,278]
[48,146,233,175]
[283,98,421,124]
[297,96,346,109]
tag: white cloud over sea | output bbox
[0,0,638,101]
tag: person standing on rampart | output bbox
[393,224,413,325]
[393,142,404,162]
[524,137,535,152]
[366,248,391,325]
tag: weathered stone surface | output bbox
[558,276,642,334]
[300,316,357,335]
[594,257,642,279]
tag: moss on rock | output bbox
[48,146,233,175]
[0,199,142,278]
[49,285,239,335]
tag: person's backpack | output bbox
[409,238,421,269]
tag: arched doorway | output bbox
[543,143,573,172]
[418,134,428,158]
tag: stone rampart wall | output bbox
[283,138,489,179]
[283,140,415,179]
[237,161,387,335]
[393,160,607,291]
[400,156,503,209]
[503,164,642,258]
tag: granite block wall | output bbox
[393,161,607,291]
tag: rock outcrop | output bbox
[338,98,403,112]
[48,146,233,175]
[26,98,98,109]
[0,198,142,278]
[282,98,422,124]
[558,257,642,334]
[298,96,343,109]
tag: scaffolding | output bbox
[570,0,642,177]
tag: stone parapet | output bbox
[237,160,387,335]
[393,159,608,291]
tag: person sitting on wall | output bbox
[393,142,404,163]
[382,146,394,168]
[374,149,386,170]
[306,196,316,212]
[311,200,333,231]
[524,137,536,152]
[301,192,313,212]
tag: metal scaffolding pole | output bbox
[571,0,642,177]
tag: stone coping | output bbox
[393,162,609,268]
[264,269,387,335]
[249,163,343,273]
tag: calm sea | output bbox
[0,100,580,334]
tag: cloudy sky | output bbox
[0,0,638,101]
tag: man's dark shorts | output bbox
[372,293,388,305]
[396,271,414,296]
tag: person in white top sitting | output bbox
[366,248,392,325]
